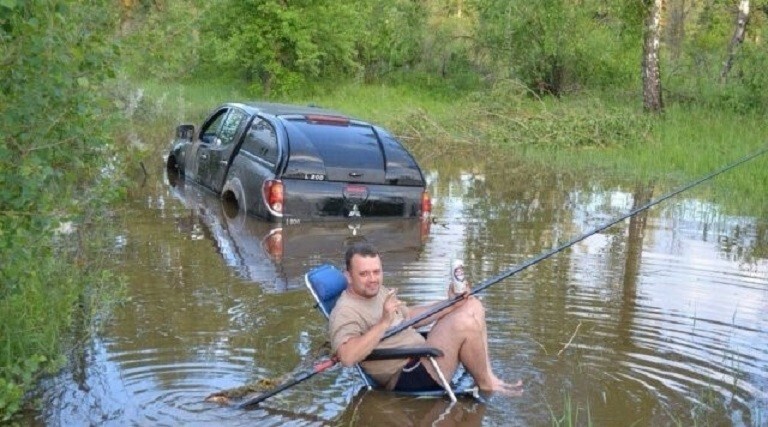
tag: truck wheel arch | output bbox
[222,178,246,216]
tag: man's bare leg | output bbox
[477,302,523,390]
[454,299,521,391]
[424,297,521,392]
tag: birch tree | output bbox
[642,0,664,112]
[720,0,750,83]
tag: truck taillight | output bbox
[421,190,432,217]
[263,179,284,217]
[263,228,283,261]
[420,214,431,243]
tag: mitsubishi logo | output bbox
[347,223,361,236]
[348,204,361,217]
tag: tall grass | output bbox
[544,104,768,215]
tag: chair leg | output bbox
[427,357,457,403]
[355,365,374,390]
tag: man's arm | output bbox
[335,288,402,367]
[336,317,390,366]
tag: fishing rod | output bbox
[382,145,768,339]
[238,357,337,409]
[239,145,768,408]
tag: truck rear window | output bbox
[288,121,382,169]
[283,120,386,183]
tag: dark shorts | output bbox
[393,358,443,392]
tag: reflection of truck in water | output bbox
[167,175,430,292]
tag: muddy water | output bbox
[34,145,767,426]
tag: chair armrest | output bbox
[364,346,443,361]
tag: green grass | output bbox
[139,77,455,129]
[539,104,768,215]
[294,82,456,124]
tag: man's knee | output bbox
[453,299,485,330]
[458,297,485,318]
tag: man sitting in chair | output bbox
[329,242,523,394]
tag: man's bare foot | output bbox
[500,379,524,396]
[485,378,523,396]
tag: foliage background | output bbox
[119,0,768,110]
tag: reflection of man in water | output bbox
[337,389,487,426]
[329,242,523,394]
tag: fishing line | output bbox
[384,144,768,339]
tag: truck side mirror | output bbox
[176,124,195,140]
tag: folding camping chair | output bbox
[305,263,478,402]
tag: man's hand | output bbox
[447,281,471,300]
[381,288,403,326]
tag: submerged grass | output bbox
[547,392,593,427]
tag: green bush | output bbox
[473,0,639,94]
[0,0,127,420]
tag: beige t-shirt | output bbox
[329,286,426,389]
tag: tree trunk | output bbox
[617,182,654,347]
[720,0,750,83]
[642,0,664,113]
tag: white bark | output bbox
[720,0,750,83]
[642,0,664,112]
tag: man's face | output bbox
[345,254,383,298]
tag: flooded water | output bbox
[33,143,768,426]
